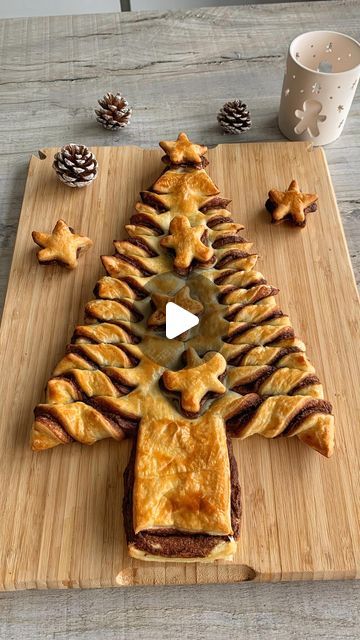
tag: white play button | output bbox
[165,302,199,340]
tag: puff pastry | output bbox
[266,180,318,227]
[32,219,93,269]
[32,132,334,563]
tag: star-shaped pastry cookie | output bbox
[148,286,204,329]
[266,180,318,227]
[152,169,219,214]
[32,219,93,269]
[162,348,227,416]
[159,132,207,165]
[160,215,214,275]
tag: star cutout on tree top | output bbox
[148,286,204,329]
[162,347,227,416]
[160,215,214,275]
[32,219,93,269]
[152,169,219,214]
[159,132,207,165]
[266,180,318,227]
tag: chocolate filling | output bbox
[265,346,301,366]
[231,366,276,395]
[213,269,235,285]
[65,344,101,369]
[161,153,209,169]
[227,310,284,336]
[224,288,279,319]
[122,237,159,258]
[72,323,141,345]
[223,322,295,348]
[54,370,136,403]
[35,397,136,442]
[200,197,231,212]
[66,343,140,368]
[33,411,74,444]
[282,399,332,435]
[215,251,255,270]
[206,215,235,229]
[267,327,295,344]
[86,397,140,436]
[94,277,149,302]
[227,345,254,366]
[229,364,320,396]
[266,198,317,227]
[140,191,169,213]
[113,253,156,278]
[129,213,163,235]
[226,394,263,434]
[212,235,248,249]
[123,435,241,558]
[290,374,320,394]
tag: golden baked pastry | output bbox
[266,179,318,227]
[32,219,92,269]
[162,348,227,416]
[147,286,203,329]
[32,134,334,563]
[160,215,214,275]
[160,131,207,165]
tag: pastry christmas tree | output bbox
[32,133,334,562]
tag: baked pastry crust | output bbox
[127,540,236,562]
[148,286,203,329]
[32,133,335,563]
[266,180,318,227]
[133,410,232,536]
[160,132,207,165]
[161,215,214,275]
[162,348,226,416]
[32,219,92,269]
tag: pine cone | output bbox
[217,100,252,135]
[53,144,98,188]
[95,92,132,130]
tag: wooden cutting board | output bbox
[0,142,359,590]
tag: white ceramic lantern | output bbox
[278,31,360,145]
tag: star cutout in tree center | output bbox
[148,286,204,329]
[162,348,227,416]
[160,215,214,275]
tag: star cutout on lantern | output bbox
[311,82,321,94]
[32,219,93,269]
[267,180,318,227]
[159,132,207,165]
[162,347,227,416]
[337,105,344,112]
[160,215,214,274]
[147,286,204,329]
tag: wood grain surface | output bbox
[0,2,359,636]
[1,2,360,315]
[0,140,358,591]
[0,580,359,640]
